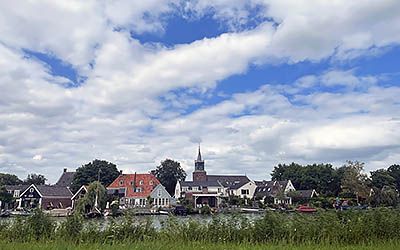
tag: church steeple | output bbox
[193,144,206,181]
[197,144,202,162]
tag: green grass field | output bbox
[0,241,399,250]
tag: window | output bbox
[135,187,142,192]
[149,180,154,185]
[241,189,249,195]
[157,189,162,197]
[119,180,124,186]
[13,190,20,198]
[139,180,144,185]
[188,186,192,190]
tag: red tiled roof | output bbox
[107,174,160,198]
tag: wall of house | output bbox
[233,181,257,199]
[150,185,175,208]
[42,197,72,209]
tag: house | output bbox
[55,168,75,187]
[107,172,160,208]
[71,185,88,209]
[295,189,319,199]
[19,184,73,209]
[4,184,29,209]
[254,180,296,205]
[149,184,175,208]
[175,146,255,208]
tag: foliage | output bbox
[0,186,13,206]
[370,169,396,189]
[75,181,107,213]
[24,174,47,185]
[369,186,399,207]
[1,209,400,245]
[0,173,23,186]
[71,159,120,193]
[271,163,341,196]
[154,159,186,196]
[388,164,400,191]
[1,241,400,250]
[340,161,369,201]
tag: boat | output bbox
[10,210,31,216]
[296,205,317,213]
[240,208,264,213]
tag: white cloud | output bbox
[33,155,43,161]
[1,1,400,182]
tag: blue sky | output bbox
[1,1,400,183]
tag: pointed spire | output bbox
[197,143,202,161]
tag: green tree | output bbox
[154,159,186,196]
[340,161,369,202]
[388,164,400,191]
[271,163,341,196]
[369,185,399,207]
[370,169,396,189]
[0,186,13,207]
[76,181,107,213]
[0,173,22,186]
[24,174,47,185]
[71,159,119,193]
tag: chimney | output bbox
[63,168,67,173]
[119,170,123,175]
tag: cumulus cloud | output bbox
[0,1,400,182]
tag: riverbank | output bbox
[0,241,399,250]
[1,208,400,246]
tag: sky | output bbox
[1,0,400,183]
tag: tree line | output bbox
[272,161,400,206]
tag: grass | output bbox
[0,241,400,250]
[2,208,400,247]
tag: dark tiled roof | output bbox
[296,190,316,198]
[55,171,75,187]
[4,185,29,191]
[36,185,73,197]
[254,180,289,198]
[180,180,222,187]
[207,175,250,189]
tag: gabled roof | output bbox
[254,180,290,198]
[55,170,75,187]
[180,180,223,188]
[21,184,73,198]
[295,189,318,198]
[71,185,88,200]
[4,184,29,191]
[107,173,160,198]
[207,175,250,189]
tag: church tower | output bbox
[193,145,207,182]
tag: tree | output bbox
[24,174,47,185]
[369,186,399,207]
[71,159,120,193]
[76,181,107,214]
[0,173,23,186]
[154,159,186,196]
[370,169,396,189]
[271,162,341,196]
[0,186,13,207]
[388,164,400,191]
[340,161,369,202]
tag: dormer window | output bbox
[149,180,154,185]
[119,180,124,186]
[139,180,144,185]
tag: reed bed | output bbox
[1,208,400,246]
